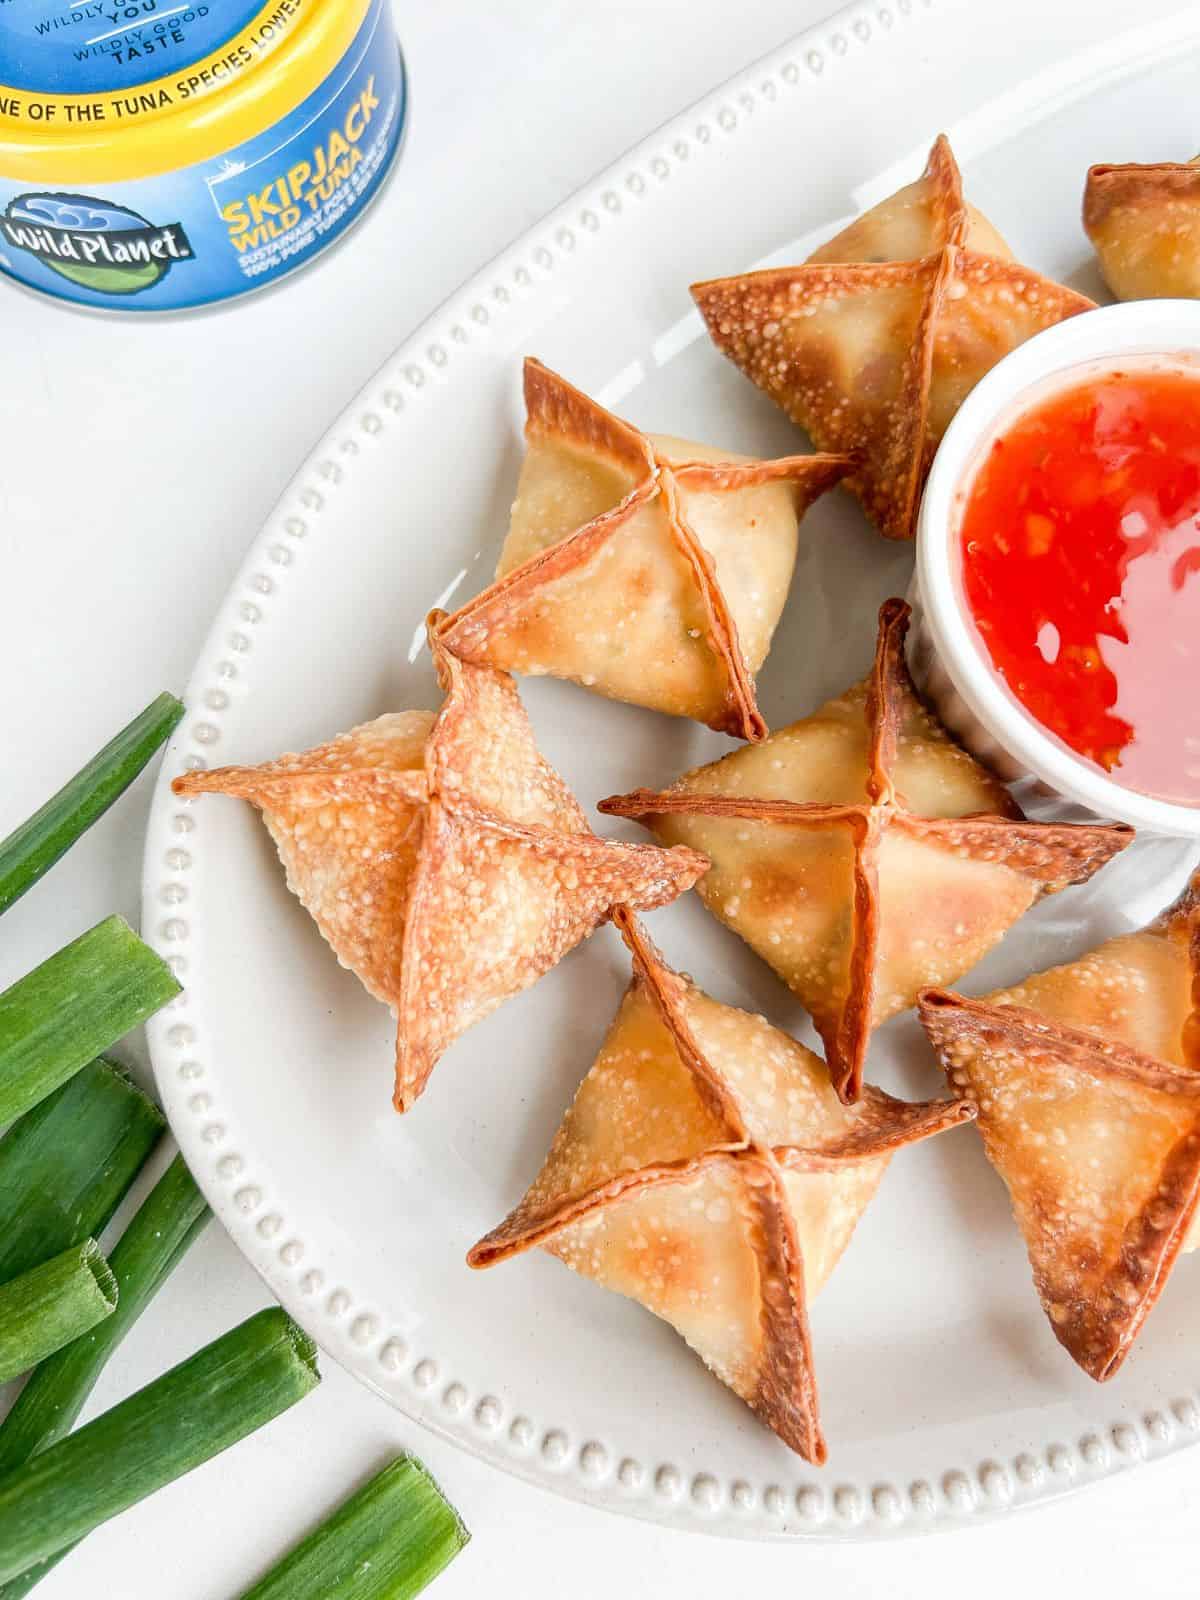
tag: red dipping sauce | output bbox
[959,364,1200,807]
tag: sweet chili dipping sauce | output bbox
[959,364,1200,806]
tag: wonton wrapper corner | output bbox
[601,599,1132,1103]
[470,912,974,1462]
[435,358,851,741]
[1084,157,1200,301]
[920,870,1200,1381]
[172,623,707,1113]
[692,134,1095,539]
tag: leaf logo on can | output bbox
[0,192,194,296]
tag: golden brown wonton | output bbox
[601,601,1132,1103]
[1084,159,1200,300]
[470,913,973,1461]
[692,135,1094,539]
[434,358,850,740]
[172,621,707,1112]
[920,871,1200,1381]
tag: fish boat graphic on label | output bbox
[0,193,194,296]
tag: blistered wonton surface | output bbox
[601,600,1132,1102]
[173,624,707,1112]
[435,359,850,739]
[470,914,973,1462]
[920,871,1200,1381]
[1084,158,1200,300]
[692,135,1094,539]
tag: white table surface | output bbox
[2,0,1198,1593]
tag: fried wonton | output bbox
[920,871,1200,1381]
[434,359,850,740]
[601,600,1132,1103]
[470,913,973,1461]
[1084,158,1200,300]
[692,135,1094,539]
[172,620,707,1112]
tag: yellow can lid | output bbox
[0,0,374,182]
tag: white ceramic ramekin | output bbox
[911,299,1200,839]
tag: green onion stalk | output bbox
[0,1056,164,1285]
[238,1454,470,1600]
[0,1241,117,1386]
[0,1307,321,1586]
[0,692,183,917]
[0,1153,211,1596]
[0,916,179,1126]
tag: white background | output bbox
[1,0,1197,1593]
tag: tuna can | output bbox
[0,0,406,310]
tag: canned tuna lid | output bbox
[0,0,269,95]
[0,0,406,311]
[0,1,374,179]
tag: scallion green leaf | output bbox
[0,1155,209,1594]
[0,693,184,918]
[0,1151,209,1476]
[0,1241,117,1386]
[238,1454,470,1600]
[0,917,179,1127]
[0,1307,321,1584]
[0,1057,164,1285]
[0,1559,45,1597]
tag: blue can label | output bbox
[0,0,404,310]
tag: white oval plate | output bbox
[145,0,1200,1540]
